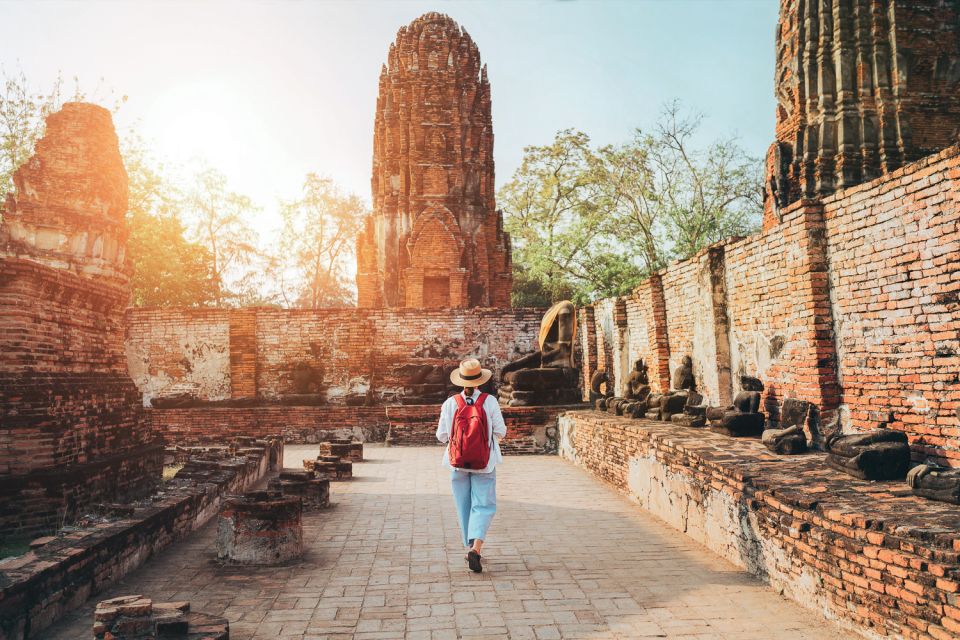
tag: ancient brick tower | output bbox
[356,12,513,308]
[765,0,960,226]
[0,103,162,535]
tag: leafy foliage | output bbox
[500,103,763,304]
[0,69,71,196]
[183,164,261,306]
[124,134,218,307]
[275,174,366,308]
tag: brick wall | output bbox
[587,145,959,464]
[383,403,571,453]
[660,246,734,406]
[823,146,960,465]
[725,202,841,435]
[149,406,389,445]
[577,306,597,400]
[124,308,232,403]
[560,411,960,640]
[126,307,544,406]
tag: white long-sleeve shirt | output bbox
[436,389,507,473]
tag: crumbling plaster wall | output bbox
[660,246,732,406]
[125,309,231,406]
[125,307,543,406]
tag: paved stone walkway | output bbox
[49,446,844,639]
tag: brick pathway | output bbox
[48,446,845,639]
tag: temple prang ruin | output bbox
[2,4,960,640]
[356,12,513,309]
[765,0,960,226]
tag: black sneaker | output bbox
[466,550,483,573]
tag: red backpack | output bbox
[449,393,492,470]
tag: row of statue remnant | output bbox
[591,358,781,439]
[591,358,960,506]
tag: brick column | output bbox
[578,306,597,401]
[229,309,258,399]
[644,275,671,394]
[791,202,841,438]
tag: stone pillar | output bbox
[216,491,303,565]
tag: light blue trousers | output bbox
[451,469,497,548]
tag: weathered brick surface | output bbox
[661,245,734,406]
[150,406,389,445]
[357,12,512,309]
[588,146,959,464]
[823,146,960,464]
[560,410,960,640]
[124,309,232,402]
[0,438,280,640]
[126,307,543,405]
[147,403,574,454]
[577,306,597,400]
[624,276,670,394]
[765,0,960,227]
[383,403,572,452]
[725,201,842,435]
[0,104,161,537]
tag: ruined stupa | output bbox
[356,12,513,308]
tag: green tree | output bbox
[184,165,260,306]
[501,104,762,305]
[640,102,762,259]
[499,129,640,304]
[123,134,218,307]
[277,174,366,308]
[0,69,70,196]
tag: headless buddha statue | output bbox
[499,301,580,406]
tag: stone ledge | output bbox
[148,404,586,454]
[559,410,960,640]
[0,438,282,640]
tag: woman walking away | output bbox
[436,358,507,573]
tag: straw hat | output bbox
[450,358,492,387]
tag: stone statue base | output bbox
[498,367,579,407]
[907,465,960,504]
[709,412,765,437]
[671,413,706,428]
[762,426,808,454]
[825,429,911,480]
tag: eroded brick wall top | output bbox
[2,102,130,283]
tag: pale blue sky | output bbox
[1,0,779,234]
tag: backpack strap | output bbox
[453,393,466,410]
[473,393,493,447]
